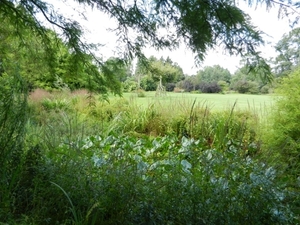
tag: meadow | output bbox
[1,85,298,224]
[120,91,274,112]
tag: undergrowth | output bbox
[0,89,297,224]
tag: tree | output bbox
[0,16,52,90]
[199,82,222,93]
[3,0,296,90]
[197,65,232,84]
[135,56,184,91]
[0,13,123,93]
[231,65,269,94]
[177,75,199,92]
[273,28,300,77]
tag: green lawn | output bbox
[116,92,274,113]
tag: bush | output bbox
[141,76,157,91]
[173,87,184,93]
[25,134,296,224]
[264,68,300,179]
[179,79,197,92]
[136,89,146,97]
[218,80,229,93]
[122,79,137,92]
[233,80,260,94]
[165,82,176,92]
[199,82,221,93]
[262,68,300,216]
[260,85,268,94]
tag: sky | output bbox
[49,0,293,75]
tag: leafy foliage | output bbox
[177,76,199,92]
[1,0,276,84]
[135,56,185,91]
[264,67,300,179]
[0,12,124,94]
[199,82,222,93]
[19,133,296,224]
[0,88,296,224]
[273,28,300,77]
[262,68,300,215]
[231,65,268,94]
[197,65,231,84]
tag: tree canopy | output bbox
[134,56,184,91]
[273,27,300,77]
[1,0,299,92]
[197,65,231,84]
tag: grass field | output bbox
[117,92,274,114]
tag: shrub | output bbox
[141,76,157,91]
[264,68,300,179]
[180,79,196,92]
[260,85,270,94]
[218,80,229,93]
[173,87,184,93]
[136,89,146,97]
[165,82,176,92]
[27,134,295,224]
[199,82,221,93]
[233,80,260,94]
[262,68,300,216]
[122,79,137,92]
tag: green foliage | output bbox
[231,65,267,94]
[199,82,222,93]
[2,89,295,224]
[273,28,300,77]
[177,75,199,92]
[0,70,28,221]
[218,80,230,93]
[0,6,122,94]
[103,57,132,83]
[136,89,146,98]
[41,98,71,112]
[122,78,137,92]
[261,68,300,215]
[264,68,300,180]
[233,80,260,94]
[135,56,185,92]
[19,133,295,224]
[197,65,232,84]
[140,75,157,91]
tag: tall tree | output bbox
[2,0,296,89]
[197,65,231,84]
[135,56,184,91]
[0,0,298,85]
[273,28,300,77]
[0,16,115,92]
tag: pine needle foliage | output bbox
[2,0,297,83]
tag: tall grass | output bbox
[0,71,28,221]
